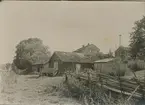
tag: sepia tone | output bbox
[0,1,145,105]
[1,0,145,1]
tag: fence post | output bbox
[88,71,91,88]
[87,70,92,101]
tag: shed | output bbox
[94,58,128,75]
[49,51,94,75]
[94,58,114,71]
[32,61,49,73]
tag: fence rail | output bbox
[65,71,145,99]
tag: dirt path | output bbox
[0,71,80,105]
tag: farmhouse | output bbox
[49,51,94,75]
[115,46,129,60]
[74,43,100,55]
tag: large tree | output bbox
[129,16,145,60]
[13,38,51,71]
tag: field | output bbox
[0,70,80,105]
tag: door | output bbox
[54,61,58,70]
[76,64,81,74]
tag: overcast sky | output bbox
[0,1,144,64]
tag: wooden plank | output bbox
[66,72,145,97]
[127,85,140,101]
[97,83,141,98]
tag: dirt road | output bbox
[0,71,80,105]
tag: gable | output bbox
[74,44,100,54]
[115,46,129,53]
[49,52,61,63]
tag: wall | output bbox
[49,53,93,75]
[94,61,128,75]
[49,53,61,68]
[57,62,93,75]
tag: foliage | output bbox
[5,63,11,70]
[64,72,136,105]
[13,38,51,72]
[129,16,145,60]
[0,63,11,70]
[128,59,145,72]
[98,52,113,59]
[104,58,127,76]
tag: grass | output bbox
[63,71,139,105]
[0,70,81,105]
[0,68,142,105]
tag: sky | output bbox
[0,1,144,64]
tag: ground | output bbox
[0,70,81,105]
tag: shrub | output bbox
[63,72,136,105]
[128,60,144,72]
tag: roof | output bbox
[115,46,129,52]
[74,43,100,54]
[53,51,93,63]
[32,60,49,66]
[94,58,114,63]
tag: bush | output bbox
[108,59,127,76]
[63,72,136,105]
[128,60,144,72]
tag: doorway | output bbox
[76,64,81,74]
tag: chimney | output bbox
[119,35,122,46]
[88,43,90,45]
[82,45,85,48]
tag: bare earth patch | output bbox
[0,70,81,105]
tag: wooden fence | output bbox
[65,71,145,100]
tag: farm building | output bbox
[73,43,100,55]
[94,58,128,75]
[49,51,94,75]
[32,62,49,73]
[94,58,115,71]
[115,46,130,60]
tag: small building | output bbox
[32,61,49,73]
[49,51,94,75]
[94,58,128,75]
[94,58,115,72]
[115,46,129,60]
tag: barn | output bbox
[49,51,94,75]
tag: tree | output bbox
[129,16,145,60]
[108,49,113,58]
[13,38,51,72]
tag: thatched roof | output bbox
[54,51,93,63]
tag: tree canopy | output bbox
[13,38,51,71]
[129,16,145,60]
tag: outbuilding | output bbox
[49,51,94,75]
